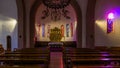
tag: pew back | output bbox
[0,48,50,67]
[63,48,120,68]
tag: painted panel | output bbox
[42,24,45,37]
[61,25,64,37]
[66,24,69,37]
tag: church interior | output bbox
[0,0,120,68]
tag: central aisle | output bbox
[49,52,63,68]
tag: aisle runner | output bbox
[49,52,63,68]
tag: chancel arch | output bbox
[30,0,82,48]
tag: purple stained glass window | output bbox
[42,24,45,37]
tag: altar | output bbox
[46,27,62,51]
[48,42,64,52]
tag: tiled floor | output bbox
[49,52,63,68]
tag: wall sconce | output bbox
[107,13,114,33]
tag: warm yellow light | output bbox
[95,20,116,42]
[0,15,17,33]
[95,20,106,32]
[74,21,77,28]
[7,19,17,33]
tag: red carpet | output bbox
[49,52,63,68]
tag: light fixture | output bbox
[108,13,114,19]
[41,0,71,21]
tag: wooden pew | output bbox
[11,48,50,54]
[0,58,48,64]
[0,65,46,68]
[4,48,50,59]
[2,53,49,58]
[64,55,120,66]
[0,48,50,67]
[64,53,120,58]
[63,48,120,68]
[74,65,120,68]
[110,47,120,51]
[70,58,120,65]
[63,48,108,54]
[94,46,120,54]
[94,46,108,51]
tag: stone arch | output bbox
[30,0,82,48]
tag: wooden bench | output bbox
[12,48,50,53]
[70,58,120,65]
[0,54,49,60]
[64,53,120,58]
[3,48,50,59]
[64,55,120,66]
[0,58,48,64]
[0,65,46,68]
[73,65,120,68]
[0,48,50,67]
[94,46,120,53]
[0,56,49,68]
[63,48,108,54]
[63,48,120,68]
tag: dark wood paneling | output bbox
[35,41,77,48]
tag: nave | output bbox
[0,47,120,68]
